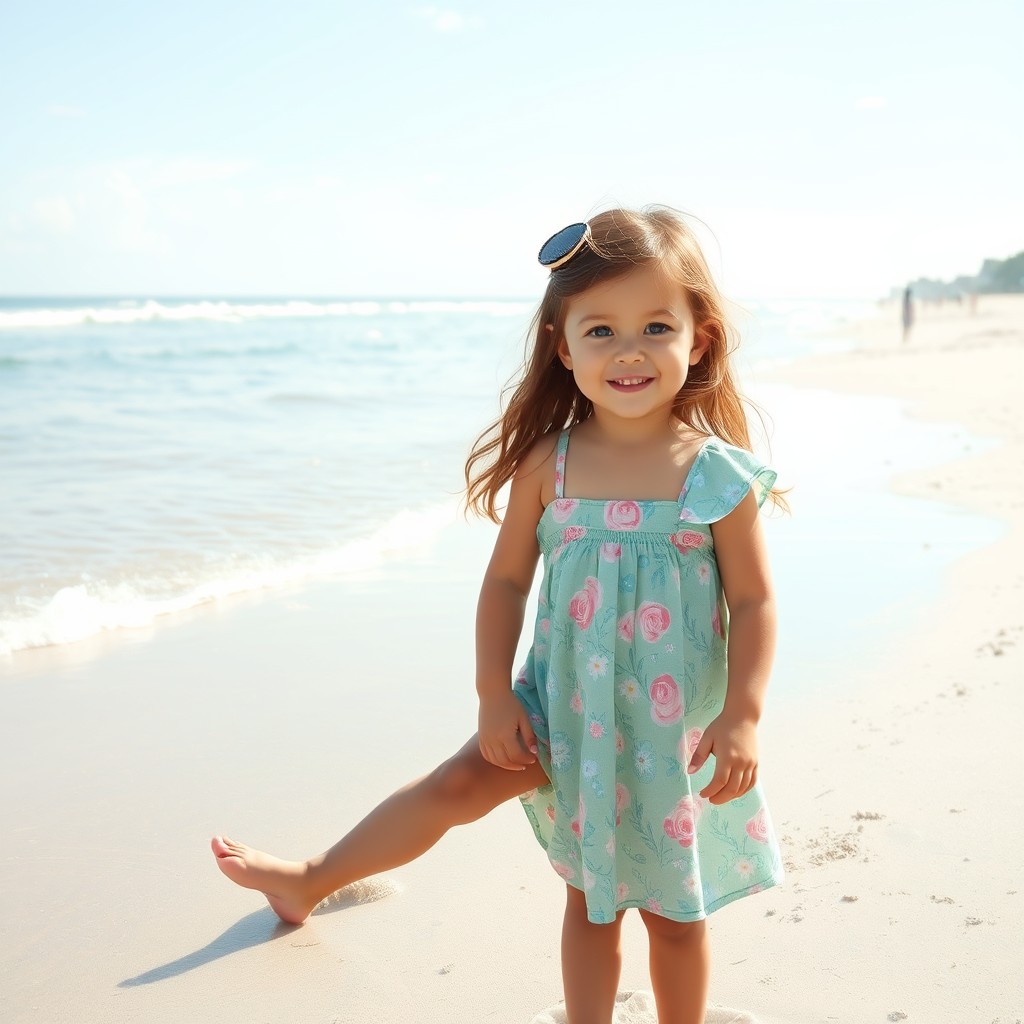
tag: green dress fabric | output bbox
[513,429,785,924]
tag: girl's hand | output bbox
[687,713,758,805]
[478,691,538,771]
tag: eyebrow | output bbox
[574,308,681,328]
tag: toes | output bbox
[211,835,239,858]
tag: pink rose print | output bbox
[745,807,770,844]
[679,727,703,767]
[711,603,724,638]
[562,525,587,543]
[570,796,586,840]
[649,674,683,725]
[664,795,697,847]
[615,782,631,825]
[636,601,671,642]
[552,860,575,881]
[545,804,556,823]
[600,542,622,562]
[646,898,663,913]
[554,471,564,491]
[569,690,583,715]
[617,612,635,642]
[616,882,629,902]
[551,498,578,523]
[568,582,598,629]
[589,720,604,739]
[583,576,602,602]
[671,529,705,554]
[539,618,550,635]
[604,500,643,530]
[615,729,625,755]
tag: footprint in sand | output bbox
[976,625,1021,657]
[529,992,762,1023]
[314,876,402,912]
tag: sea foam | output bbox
[0,298,533,330]
[0,503,458,656]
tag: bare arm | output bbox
[475,442,548,770]
[688,489,777,803]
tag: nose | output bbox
[614,335,644,362]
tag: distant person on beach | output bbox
[902,286,914,343]
[213,208,786,1024]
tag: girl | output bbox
[213,207,785,1024]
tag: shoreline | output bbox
[2,298,1022,1023]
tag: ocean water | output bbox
[0,295,995,660]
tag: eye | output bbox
[585,325,613,338]
[645,322,673,335]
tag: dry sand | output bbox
[725,295,1024,1023]
[2,296,1022,1023]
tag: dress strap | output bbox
[676,439,711,504]
[554,429,570,499]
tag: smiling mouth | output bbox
[608,376,653,390]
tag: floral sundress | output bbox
[513,429,785,924]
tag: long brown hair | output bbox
[465,206,781,521]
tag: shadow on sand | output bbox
[119,877,400,987]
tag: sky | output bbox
[1,0,1022,299]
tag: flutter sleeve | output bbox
[678,439,777,524]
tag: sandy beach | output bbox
[3,296,1022,1024]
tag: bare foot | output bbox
[211,835,318,925]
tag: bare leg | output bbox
[639,911,709,1024]
[560,885,624,1024]
[212,735,548,924]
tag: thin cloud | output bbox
[415,7,476,32]
[46,103,86,118]
[148,158,252,187]
[104,169,165,252]
[31,196,76,234]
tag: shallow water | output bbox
[0,294,995,661]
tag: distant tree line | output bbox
[893,250,1024,301]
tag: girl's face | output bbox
[556,264,709,427]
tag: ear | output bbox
[689,325,713,366]
[550,324,572,369]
